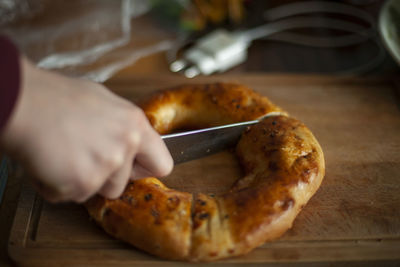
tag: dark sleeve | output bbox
[0,35,20,133]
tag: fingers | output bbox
[29,101,173,203]
[135,122,174,178]
[130,161,154,180]
[98,153,134,199]
[95,116,173,198]
[76,142,134,201]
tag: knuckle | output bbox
[106,148,125,170]
[94,148,124,171]
[126,131,141,149]
[122,109,148,149]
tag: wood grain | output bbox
[8,74,400,266]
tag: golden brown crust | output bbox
[139,82,286,134]
[86,178,193,260]
[218,116,324,258]
[85,83,325,262]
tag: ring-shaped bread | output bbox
[85,83,325,262]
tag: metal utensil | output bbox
[161,119,258,164]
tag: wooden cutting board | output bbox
[8,75,400,266]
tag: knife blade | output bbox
[161,119,259,164]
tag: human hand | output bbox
[0,58,173,203]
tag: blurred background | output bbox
[0,0,399,82]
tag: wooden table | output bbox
[2,74,400,266]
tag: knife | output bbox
[161,119,258,164]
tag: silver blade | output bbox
[161,120,259,164]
